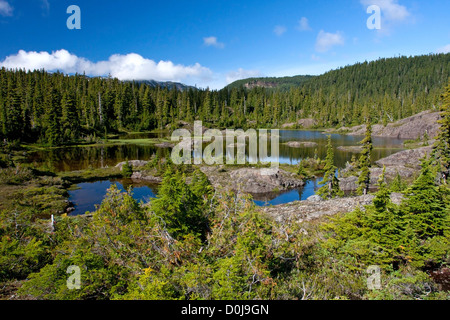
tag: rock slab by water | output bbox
[201,166,305,194]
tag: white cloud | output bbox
[297,17,311,31]
[273,25,287,36]
[0,49,214,85]
[361,0,410,22]
[437,44,450,54]
[311,54,321,61]
[0,0,13,16]
[226,68,261,84]
[203,36,225,49]
[315,31,345,53]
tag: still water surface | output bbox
[44,130,405,215]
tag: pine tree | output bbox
[317,135,342,199]
[357,120,373,195]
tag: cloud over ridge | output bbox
[0,49,214,84]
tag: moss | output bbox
[57,167,123,184]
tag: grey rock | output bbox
[345,111,440,140]
[307,195,323,202]
[131,171,162,183]
[115,160,149,170]
[262,193,404,224]
[375,146,432,170]
[201,167,305,194]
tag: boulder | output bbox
[115,160,149,170]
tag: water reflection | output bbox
[27,130,406,172]
[38,130,407,210]
[253,178,323,206]
[68,179,159,216]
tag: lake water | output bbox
[69,179,158,215]
[40,130,405,215]
[27,130,405,171]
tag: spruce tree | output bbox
[151,166,209,240]
[44,87,62,146]
[122,160,133,178]
[61,92,80,141]
[432,79,450,184]
[357,120,373,195]
[317,135,342,199]
[401,158,448,239]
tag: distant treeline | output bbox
[0,53,449,146]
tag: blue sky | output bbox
[0,0,449,89]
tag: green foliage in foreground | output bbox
[9,158,449,300]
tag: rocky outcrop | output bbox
[338,146,430,191]
[200,166,305,194]
[282,118,318,129]
[262,193,404,224]
[244,81,278,89]
[115,160,149,170]
[130,171,162,183]
[339,166,416,191]
[306,195,323,202]
[375,146,432,170]
[334,111,440,139]
[285,141,318,148]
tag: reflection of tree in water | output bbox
[26,131,406,172]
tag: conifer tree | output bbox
[61,92,80,141]
[317,135,342,199]
[357,120,373,195]
[432,79,450,184]
[401,158,448,239]
[44,87,62,146]
[151,167,209,240]
[5,80,23,140]
[122,159,133,178]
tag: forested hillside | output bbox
[0,53,449,146]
